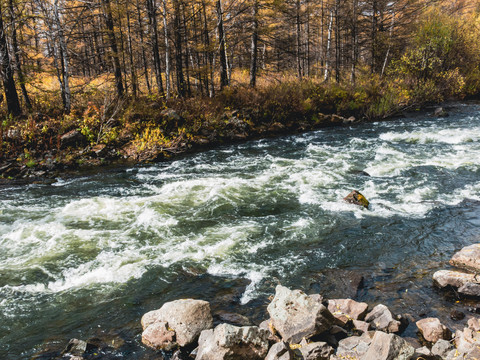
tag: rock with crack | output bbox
[141,299,213,350]
[298,338,334,360]
[334,332,374,360]
[195,323,269,360]
[267,285,335,344]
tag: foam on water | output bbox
[2,106,480,323]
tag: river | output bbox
[2,103,480,359]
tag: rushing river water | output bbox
[3,104,480,359]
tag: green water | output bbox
[2,104,480,358]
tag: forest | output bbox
[1,0,480,176]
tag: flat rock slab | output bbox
[450,244,480,273]
[433,270,480,296]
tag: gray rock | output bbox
[327,299,369,325]
[434,107,449,117]
[216,311,251,326]
[141,299,213,349]
[60,130,86,148]
[264,341,293,360]
[335,332,374,360]
[362,331,415,360]
[352,320,371,334]
[62,339,89,357]
[414,346,434,359]
[298,338,333,360]
[267,285,335,344]
[433,270,480,296]
[450,244,480,273]
[468,317,480,331]
[365,304,402,333]
[416,318,452,343]
[432,339,454,358]
[195,324,269,360]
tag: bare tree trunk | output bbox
[136,0,151,94]
[351,0,358,84]
[9,0,31,109]
[174,0,186,97]
[126,4,137,97]
[216,0,228,89]
[161,0,170,98]
[324,9,333,82]
[334,0,340,83]
[54,0,71,113]
[146,0,164,95]
[201,0,213,97]
[295,0,302,78]
[101,0,124,97]
[371,0,378,73]
[249,0,259,87]
[381,4,395,77]
[0,2,20,116]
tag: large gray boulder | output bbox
[267,285,335,344]
[141,299,213,350]
[364,304,402,333]
[195,324,269,360]
[362,331,415,360]
[450,244,480,273]
[327,299,368,326]
[433,270,480,296]
[416,317,452,343]
[432,339,454,358]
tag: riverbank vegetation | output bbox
[1,0,480,178]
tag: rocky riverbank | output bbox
[50,241,480,360]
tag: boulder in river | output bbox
[433,107,449,117]
[267,285,335,344]
[416,317,452,343]
[195,323,269,360]
[450,244,480,273]
[344,190,370,209]
[433,269,480,296]
[141,299,213,350]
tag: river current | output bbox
[3,104,480,358]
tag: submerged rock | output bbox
[416,317,452,343]
[141,299,213,350]
[433,269,480,296]
[267,285,335,344]
[344,190,370,209]
[434,107,449,117]
[450,244,480,273]
[195,323,269,360]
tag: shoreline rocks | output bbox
[133,283,480,360]
[433,243,480,297]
